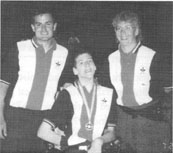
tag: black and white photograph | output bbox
[0,1,172,153]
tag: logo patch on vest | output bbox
[140,67,146,73]
[102,98,107,103]
[56,61,61,66]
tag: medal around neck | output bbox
[85,122,94,131]
[75,81,97,131]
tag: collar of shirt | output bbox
[119,41,141,55]
[31,36,57,51]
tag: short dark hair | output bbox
[112,11,142,42]
[72,46,93,68]
[31,7,56,24]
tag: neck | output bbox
[121,41,138,54]
[78,78,94,92]
[37,39,53,53]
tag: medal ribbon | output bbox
[75,81,97,126]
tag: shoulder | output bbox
[108,50,119,60]
[64,84,77,94]
[139,45,156,54]
[16,39,35,50]
[56,43,68,55]
[54,89,72,106]
[58,89,71,99]
[137,45,157,61]
[17,39,32,45]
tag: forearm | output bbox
[0,102,5,119]
[97,126,115,144]
[0,82,9,116]
[37,121,62,146]
[91,127,115,147]
[88,127,115,153]
[0,81,9,138]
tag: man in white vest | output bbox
[0,8,70,153]
[99,11,172,153]
[37,48,118,153]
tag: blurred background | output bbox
[1,1,172,84]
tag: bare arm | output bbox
[0,81,9,139]
[0,44,19,139]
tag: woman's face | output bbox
[114,21,139,47]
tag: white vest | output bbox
[10,39,68,110]
[65,85,113,145]
[108,45,155,105]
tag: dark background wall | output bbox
[1,1,172,82]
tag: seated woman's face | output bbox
[73,53,96,80]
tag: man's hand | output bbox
[0,117,7,139]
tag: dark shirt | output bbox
[98,46,167,102]
[45,86,117,147]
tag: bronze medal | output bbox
[85,122,93,131]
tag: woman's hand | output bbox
[88,138,104,153]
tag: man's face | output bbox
[73,53,96,80]
[31,13,57,42]
[114,21,138,47]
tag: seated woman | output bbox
[37,47,118,153]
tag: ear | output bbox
[53,23,57,31]
[135,27,139,36]
[93,63,97,72]
[31,24,35,32]
[73,67,78,75]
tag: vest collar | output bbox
[119,41,141,54]
[31,37,56,51]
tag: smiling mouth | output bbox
[85,70,92,73]
[121,38,128,40]
[41,35,49,37]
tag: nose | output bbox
[120,28,127,35]
[85,61,90,67]
[41,25,48,34]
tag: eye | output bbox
[79,61,84,65]
[46,22,52,26]
[35,23,41,27]
[88,59,93,63]
[45,21,54,27]
[125,26,132,31]
[115,27,121,32]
